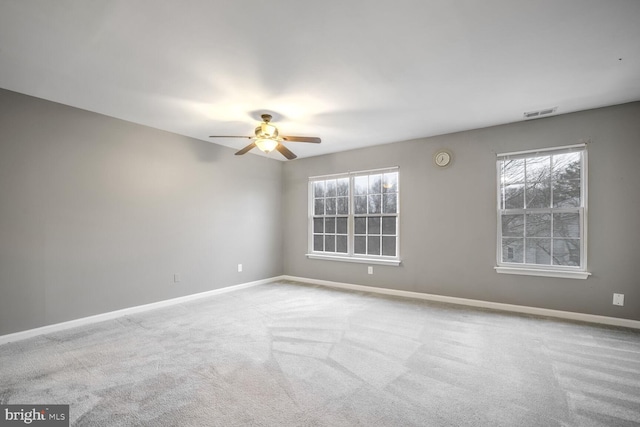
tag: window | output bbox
[312,177,350,254]
[496,144,589,279]
[309,168,399,265]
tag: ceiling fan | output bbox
[209,114,321,160]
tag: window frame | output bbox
[307,167,401,266]
[495,144,590,279]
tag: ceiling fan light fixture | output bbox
[255,138,278,153]
[210,113,320,159]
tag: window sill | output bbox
[495,266,590,280]
[306,253,401,266]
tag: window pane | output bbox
[354,176,368,195]
[383,172,398,193]
[553,213,580,238]
[354,196,367,214]
[525,156,551,208]
[367,236,381,255]
[552,239,580,266]
[326,180,337,197]
[501,214,524,237]
[368,194,381,214]
[313,181,325,197]
[382,217,396,235]
[502,184,524,209]
[501,159,525,185]
[525,181,551,208]
[324,235,335,252]
[368,217,381,234]
[553,179,581,208]
[313,235,323,251]
[313,218,323,233]
[325,217,335,233]
[502,238,524,263]
[552,152,581,180]
[314,199,324,215]
[336,217,348,234]
[526,156,551,183]
[354,217,366,234]
[354,236,366,254]
[525,238,551,265]
[325,197,336,215]
[337,178,349,196]
[382,236,396,256]
[383,194,397,214]
[336,235,348,253]
[337,197,349,215]
[369,174,382,194]
[526,213,551,237]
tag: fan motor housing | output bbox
[255,123,278,138]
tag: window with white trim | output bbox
[496,144,588,277]
[309,168,399,263]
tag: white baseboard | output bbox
[282,275,640,330]
[3,274,637,346]
[0,276,285,346]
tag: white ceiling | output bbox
[1,1,639,160]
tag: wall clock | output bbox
[434,150,452,167]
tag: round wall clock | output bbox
[434,150,452,167]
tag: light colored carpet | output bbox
[1,280,639,426]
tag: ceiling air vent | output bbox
[523,107,557,120]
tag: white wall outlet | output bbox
[237,264,243,273]
[367,266,373,275]
[174,274,181,283]
[613,293,624,306]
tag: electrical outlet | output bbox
[613,293,624,306]
[367,266,373,275]
[174,274,181,283]
[237,264,243,273]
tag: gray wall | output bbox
[283,102,640,321]
[0,89,284,335]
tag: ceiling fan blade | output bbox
[235,142,257,156]
[281,136,321,143]
[209,135,253,139]
[276,143,297,160]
